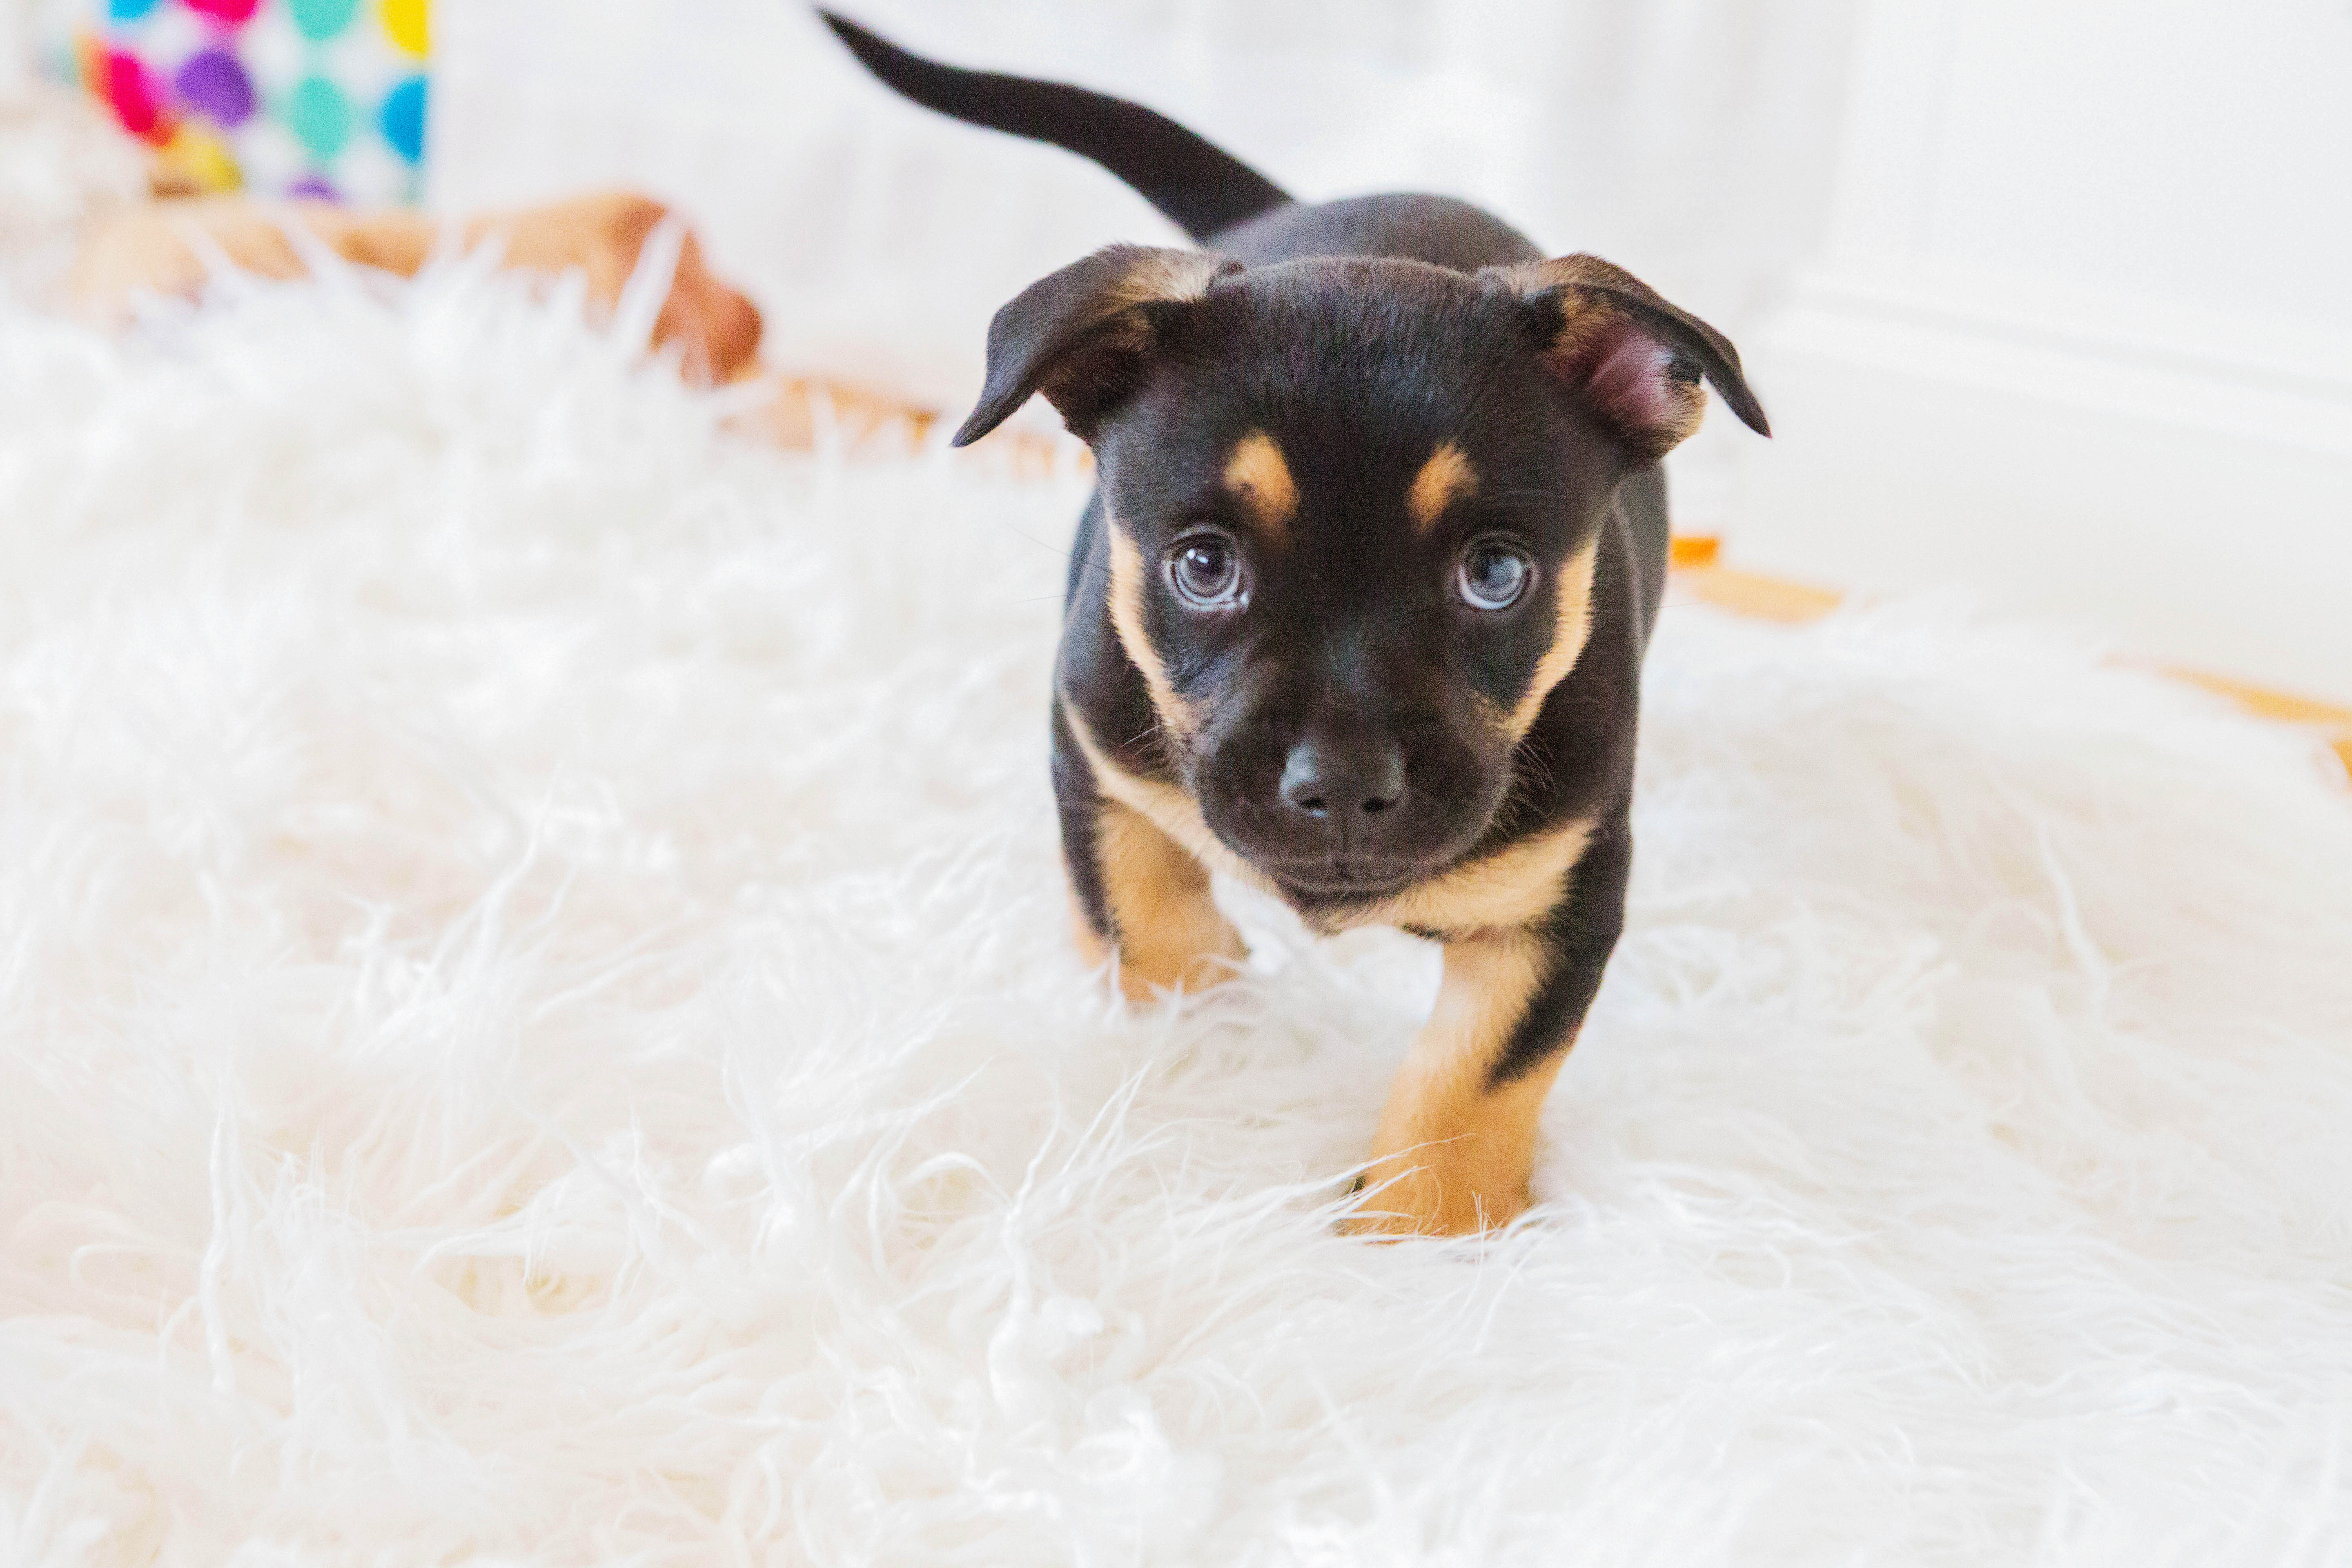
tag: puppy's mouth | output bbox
[1261,856,1427,903]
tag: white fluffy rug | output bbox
[4,257,2352,1568]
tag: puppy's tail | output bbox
[818,10,1292,243]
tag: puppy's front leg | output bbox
[1054,713,1244,1001]
[1083,801,1247,1000]
[1350,819,1633,1238]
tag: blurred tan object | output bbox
[737,373,939,455]
[69,191,764,384]
[64,175,1067,464]
[732,373,1078,475]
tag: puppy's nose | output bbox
[1279,732,1406,819]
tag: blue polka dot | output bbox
[109,0,160,20]
[380,74,426,165]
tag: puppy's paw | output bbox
[1341,1162,1528,1239]
[1114,944,1244,1002]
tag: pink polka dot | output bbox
[183,0,262,26]
[105,51,170,143]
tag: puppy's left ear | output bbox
[1482,254,1770,462]
[953,244,1240,447]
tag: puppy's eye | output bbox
[1167,532,1245,608]
[1457,540,1534,610]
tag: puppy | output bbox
[823,13,1769,1236]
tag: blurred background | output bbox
[9,0,2350,696]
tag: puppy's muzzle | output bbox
[1242,720,1432,895]
[1195,694,1508,905]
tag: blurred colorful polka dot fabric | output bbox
[56,0,430,203]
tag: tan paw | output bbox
[1340,1160,1528,1239]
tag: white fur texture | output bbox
[3,258,2351,1567]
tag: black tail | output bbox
[818,10,1291,244]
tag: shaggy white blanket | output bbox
[3,258,2350,1567]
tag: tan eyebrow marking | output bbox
[1407,441,1478,532]
[1222,431,1298,538]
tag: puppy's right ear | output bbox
[953,245,1238,447]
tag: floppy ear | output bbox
[1481,254,1770,461]
[953,244,1240,446]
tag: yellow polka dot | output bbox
[381,0,429,57]
[159,124,243,192]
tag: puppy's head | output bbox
[960,245,1766,906]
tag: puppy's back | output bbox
[1207,192,1542,273]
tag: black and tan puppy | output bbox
[823,14,1769,1236]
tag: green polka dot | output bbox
[286,75,352,161]
[287,0,361,42]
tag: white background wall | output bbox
[1732,0,2352,695]
[430,0,1858,516]
[425,1,2347,694]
